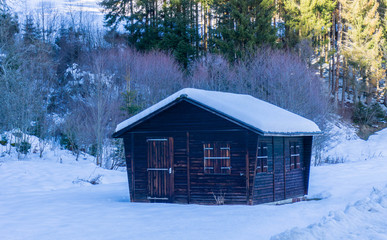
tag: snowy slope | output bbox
[272,186,387,240]
[10,0,102,14]
[0,127,386,240]
[8,0,104,29]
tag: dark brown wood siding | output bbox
[188,131,249,204]
[253,136,275,204]
[128,131,251,204]
[284,137,305,198]
[303,136,313,195]
[273,137,285,201]
[129,100,246,133]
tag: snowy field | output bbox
[1,127,387,239]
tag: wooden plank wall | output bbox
[273,137,285,201]
[126,100,251,204]
[126,131,250,204]
[125,133,312,204]
[130,100,244,132]
[188,131,248,205]
[284,137,305,199]
[253,136,275,204]
[252,136,313,204]
[123,136,134,201]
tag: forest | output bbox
[0,0,386,168]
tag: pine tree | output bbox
[159,0,197,68]
[341,0,385,103]
[23,16,41,45]
[379,0,387,106]
[212,0,276,61]
[282,0,335,49]
[0,2,19,48]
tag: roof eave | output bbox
[262,131,323,137]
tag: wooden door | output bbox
[147,137,174,201]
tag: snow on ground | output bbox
[321,121,386,162]
[272,186,387,240]
[0,134,126,196]
[0,126,387,240]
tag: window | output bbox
[256,142,268,173]
[203,143,231,174]
[290,142,300,170]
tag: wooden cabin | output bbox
[112,88,321,205]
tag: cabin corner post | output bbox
[245,132,250,204]
[186,131,191,204]
[130,133,135,202]
[283,137,286,200]
[304,136,313,195]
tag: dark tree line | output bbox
[100,0,278,65]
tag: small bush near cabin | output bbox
[17,141,31,154]
[0,135,7,146]
[352,102,386,126]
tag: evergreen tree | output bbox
[341,0,385,103]
[212,0,277,61]
[159,0,197,68]
[23,16,41,45]
[281,0,335,48]
[0,2,19,48]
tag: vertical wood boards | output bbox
[245,132,250,204]
[273,137,285,201]
[146,137,174,201]
[187,132,191,203]
[303,136,313,195]
[253,136,275,204]
[284,137,305,199]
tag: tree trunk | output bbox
[196,2,199,56]
[335,3,341,104]
[331,9,336,97]
[341,58,347,110]
[384,89,387,107]
[203,3,208,52]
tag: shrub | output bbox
[17,141,31,154]
[352,102,386,126]
[0,134,7,146]
[73,174,103,185]
[212,190,226,205]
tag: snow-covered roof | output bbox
[114,88,321,136]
